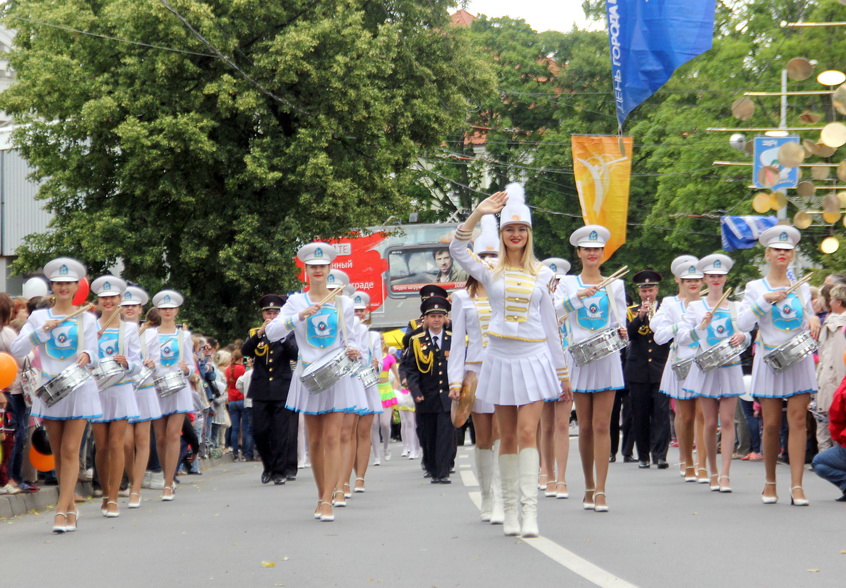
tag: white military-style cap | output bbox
[671,255,698,275]
[152,289,184,309]
[91,275,127,298]
[570,225,611,248]
[697,254,733,275]
[672,259,704,279]
[473,214,500,255]
[43,257,86,283]
[327,269,350,290]
[499,183,532,228]
[352,291,371,310]
[759,225,800,250]
[297,242,337,265]
[542,257,571,279]
[121,286,150,306]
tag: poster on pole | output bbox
[753,136,799,191]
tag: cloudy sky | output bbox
[464,0,597,32]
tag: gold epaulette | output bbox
[445,330,452,337]
[626,305,638,321]
[249,327,260,337]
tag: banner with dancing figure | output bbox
[571,135,633,262]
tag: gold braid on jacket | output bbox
[250,327,269,357]
[411,334,434,374]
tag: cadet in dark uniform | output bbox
[403,296,455,484]
[625,270,672,469]
[241,295,299,485]
[400,284,449,351]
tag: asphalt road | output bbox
[2,441,845,587]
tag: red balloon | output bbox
[0,352,17,388]
[29,445,56,472]
[71,276,90,306]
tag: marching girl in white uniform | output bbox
[11,258,101,533]
[451,186,571,538]
[349,290,384,494]
[555,225,626,513]
[89,276,141,518]
[677,255,749,493]
[651,257,703,483]
[120,286,161,508]
[150,290,194,502]
[539,257,573,500]
[735,226,819,506]
[448,214,502,523]
[266,243,362,522]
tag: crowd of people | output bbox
[3,184,846,536]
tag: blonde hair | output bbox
[831,284,846,306]
[492,225,540,278]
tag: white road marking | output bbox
[459,463,471,469]
[459,449,637,588]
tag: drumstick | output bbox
[698,287,733,329]
[317,288,343,306]
[139,322,150,335]
[97,308,122,338]
[45,303,93,330]
[595,266,629,291]
[700,288,709,296]
[784,273,813,296]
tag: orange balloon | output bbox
[0,352,17,388]
[29,445,56,473]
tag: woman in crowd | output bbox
[225,350,249,461]
[555,225,626,513]
[12,258,101,533]
[451,185,570,538]
[736,226,819,505]
[449,214,503,522]
[266,243,362,522]
[122,287,161,508]
[151,290,194,502]
[89,276,141,518]
[0,294,30,496]
[814,283,846,451]
[677,255,748,493]
[651,257,703,483]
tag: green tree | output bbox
[1,0,489,339]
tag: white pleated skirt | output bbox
[750,349,817,399]
[476,338,559,406]
[682,360,744,399]
[286,364,362,415]
[132,384,163,422]
[569,350,624,394]
[91,382,140,422]
[659,360,696,401]
[157,385,193,416]
[359,384,384,415]
[31,379,103,421]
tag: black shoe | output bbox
[656,460,669,470]
[449,468,455,474]
[431,478,441,484]
[440,477,451,484]
[638,461,650,469]
[836,493,846,502]
[623,456,638,463]
[273,475,286,485]
[609,455,617,463]
[261,471,272,484]
[285,474,296,481]
[423,472,432,478]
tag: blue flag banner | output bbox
[720,216,779,252]
[606,0,717,129]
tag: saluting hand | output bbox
[474,191,508,216]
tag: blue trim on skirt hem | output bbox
[33,413,104,421]
[753,388,816,399]
[574,386,625,394]
[90,415,138,423]
[160,409,191,417]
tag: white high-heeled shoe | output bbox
[52,512,67,534]
[593,492,609,513]
[583,488,595,510]
[761,481,778,504]
[790,486,809,506]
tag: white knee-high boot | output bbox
[519,448,540,538]
[476,448,494,521]
[499,452,520,536]
[490,440,504,524]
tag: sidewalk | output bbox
[0,453,229,520]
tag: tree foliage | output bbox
[1,0,491,338]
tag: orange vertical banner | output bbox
[571,135,633,262]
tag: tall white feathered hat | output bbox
[499,183,532,229]
[473,214,500,255]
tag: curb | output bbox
[0,454,230,520]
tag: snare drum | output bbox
[154,371,188,398]
[671,357,695,381]
[356,364,379,388]
[694,338,749,372]
[763,331,818,374]
[92,357,127,390]
[34,364,92,408]
[569,326,627,367]
[300,348,357,394]
[132,365,156,391]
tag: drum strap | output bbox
[337,296,349,349]
[76,313,84,357]
[118,320,126,357]
[607,280,621,328]
[140,329,147,361]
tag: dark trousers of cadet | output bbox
[416,411,454,479]
[629,381,671,463]
[253,400,299,477]
[611,389,634,458]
